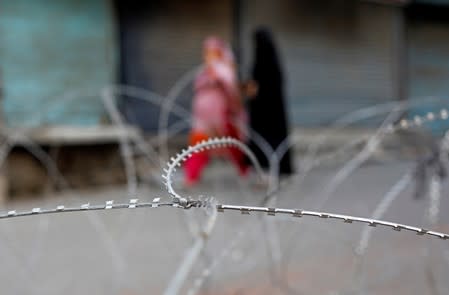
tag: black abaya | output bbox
[247,28,293,174]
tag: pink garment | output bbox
[191,39,247,139]
[184,37,249,186]
[191,65,229,136]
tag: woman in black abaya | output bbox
[247,27,293,175]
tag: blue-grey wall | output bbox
[0,0,117,127]
[408,10,449,135]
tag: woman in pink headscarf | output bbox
[184,36,249,186]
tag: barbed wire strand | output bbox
[104,85,178,168]
[321,110,401,202]
[278,110,401,283]
[0,131,69,293]
[162,135,266,267]
[107,81,268,283]
[158,66,202,162]
[263,108,448,219]
[178,129,275,279]
[342,171,413,295]
[215,204,448,240]
[102,87,169,248]
[172,112,443,294]
[279,106,447,205]
[356,172,413,255]
[183,137,287,294]
[167,104,442,295]
[180,109,449,294]
[428,130,449,226]
[1,200,446,248]
[186,109,447,293]
[424,131,449,295]
[102,90,138,196]
[1,112,449,294]
[0,128,134,291]
[164,200,218,295]
[0,196,448,293]
[186,226,247,295]
[104,84,200,251]
[162,137,264,205]
[157,85,446,293]
[162,136,265,294]
[248,131,286,286]
[278,107,446,259]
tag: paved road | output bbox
[0,160,448,294]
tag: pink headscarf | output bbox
[192,36,247,139]
[203,36,235,66]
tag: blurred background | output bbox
[0,0,448,194]
[1,0,449,294]
[2,0,449,128]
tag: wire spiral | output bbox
[161,136,263,205]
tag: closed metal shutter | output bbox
[241,0,397,126]
[117,0,232,132]
[407,4,449,134]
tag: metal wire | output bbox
[175,109,449,294]
[1,126,449,242]
[0,113,448,295]
[387,108,448,132]
[1,199,447,240]
[215,204,449,240]
[162,136,264,204]
[0,198,176,220]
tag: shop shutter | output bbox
[117,0,232,132]
[407,4,449,135]
[241,0,397,126]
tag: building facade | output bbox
[0,0,116,128]
[114,0,449,132]
[1,0,449,132]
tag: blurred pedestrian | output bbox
[184,37,249,186]
[247,27,293,175]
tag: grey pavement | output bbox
[0,159,448,294]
